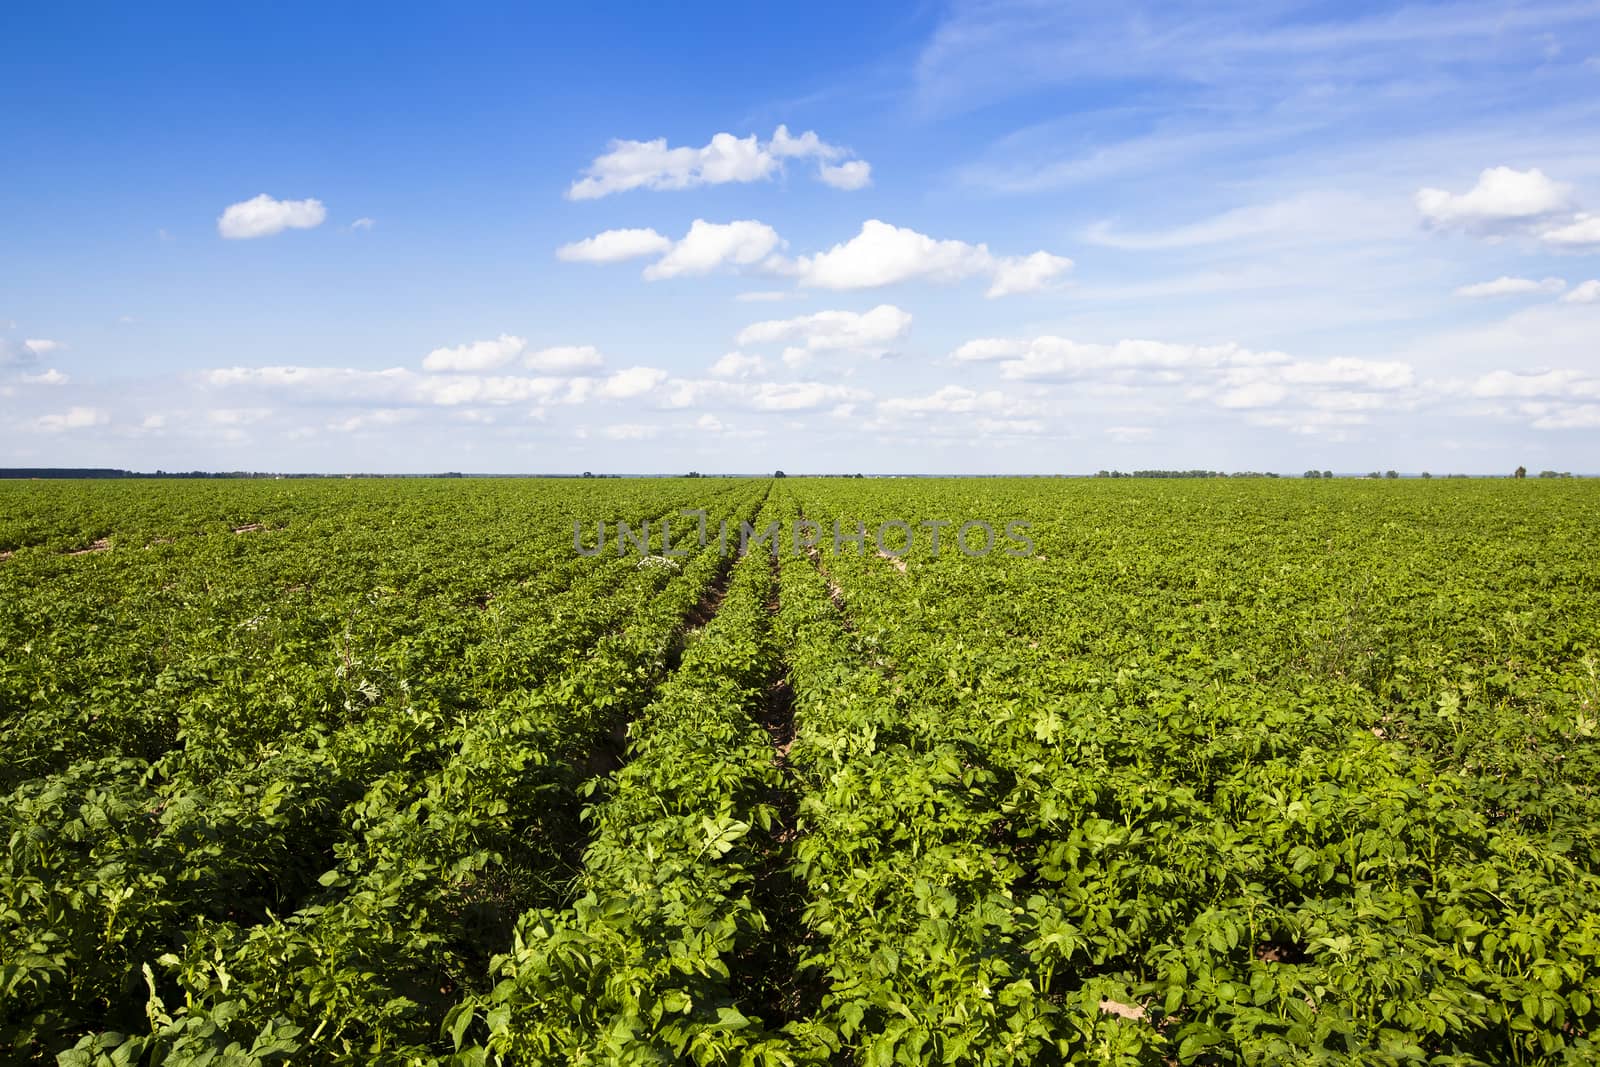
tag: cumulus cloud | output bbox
[1216,382,1288,408]
[988,251,1074,297]
[1416,167,1573,232]
[1469,368,1600,399]
[524,345,604,373]
[1532,405,1600,430]
[879,385,1011,415]
[708,352,767,378]
[417,376,567,406]
[1277,357,1415,390]
[662,377,870,413]
[740,381,869,411]
[422,334,527,373]
[988,337,1288,381]
[787,220,1071,297]
[556,228,673,263]
[23,339,63,355]
[330,409,415,433]
[603,423,659,440]
[1454,276,1566,298]
[946,334,1421,427]
[735,304,911,356]
[819,160,872,190]
[1562,279,1600,303]
[217,194,327,239]
[597,366,669,399]
[348,217,376,231]
[1542,213,1600,249]
[643,219,782,280]
[949,338,1025,362]
[204,364,569,408]
[567,124,869,199]
[208,408,272,426]
[33,406,108,431]
[21,368,69,385]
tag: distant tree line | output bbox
[1095,470,1282,478]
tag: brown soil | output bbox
[67,538,111,556]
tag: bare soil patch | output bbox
[67,538,111,556]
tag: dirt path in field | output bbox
[801,544,854,630]
[732,548,823,1029]
[580,551,739,780]
[66,538,111,556]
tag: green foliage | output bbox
[3,477,1599,1064]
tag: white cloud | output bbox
[879,385,1011,415]
[1216,382,1288,408]
[665,377,871,413]
[524,345,603,373]
[1469,368,1597,399]
[21,368,68,385]
[597,366,668,399]
[991,337,1287,380]
[349,217,375,231]
[769,125,843,161]
[567,125,868,199]
[987,251,1073,296]
[204,364,569,408]
[643,219,782,279]
[1532,404,1600,430]
[217,194,327,239]
[422,334,526,373]
[1562,279,1600,303]
[331,409,415,433]
[788,220,1071,297]
[1454,276,1566,297]
[556,228,672,263]
[208,407,272,425]
[1278,357,1414,390]
[23,339,63,355]
[603,423,658,440]
[695,413,724,432]
[33,406,107,432]
[949,338,1025,362]
[742,381,869,411]
[736,304,911,355]
[1541,213,1600,249]
[819,160,872,190]
[141,414,166,430]
[1416,167,1573,231]
[417,375,566,407]
[708,352,767,378]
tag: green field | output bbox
[3,478,1599,1065]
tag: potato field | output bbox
[2,477,1598,1066]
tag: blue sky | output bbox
[3,0,1598,473]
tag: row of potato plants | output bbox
[0,480,744,787]
[447,498,838,1063]
[7,482,761,1062]
[788,478,1600,1064]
